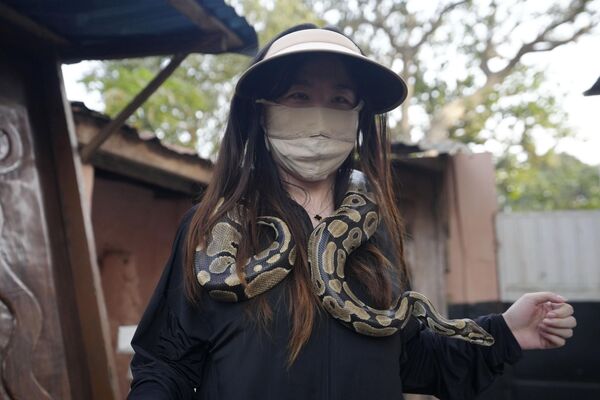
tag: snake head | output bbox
[461,319,495,346]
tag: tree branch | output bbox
[479,35,495,77]
[537,0,590,38]
[530,23,595,52]
[413,0,469,49]
[371,6,413,56]
[430,1,598,142]
[492,2,598,80]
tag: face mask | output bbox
[258,100,363,182]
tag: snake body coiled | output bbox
[194,171,494,346]
[194,204,296,302]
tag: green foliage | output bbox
[449,67,571,147]
[497,150,600,211]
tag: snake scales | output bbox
[194,170,494,346]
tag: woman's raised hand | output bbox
[502,292,576,350]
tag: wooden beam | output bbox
[60,32,224,63]
[168,0,244,51]
[90,151,205,196]
[41,56,119,399]
[79,53,187,163]
[0,3,69,46]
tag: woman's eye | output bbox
[286,92,309,101]
[333,96,351,104]
[331,96,355,109]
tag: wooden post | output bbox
[444,153,500,305]
[39,57,120,399]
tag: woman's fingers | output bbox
[525,292,567,305]
[539,325,574,339]
[540,330,566,348]
[538,302,575,349]
[547,303,574,318]
[542,315,577,328]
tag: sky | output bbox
[61,31,600,166]
[523,34,599,166]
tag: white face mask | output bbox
[258,100,363,182]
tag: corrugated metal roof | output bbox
[71,101,213,192]
[2,0,257,61]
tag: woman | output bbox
[128,24,576,400]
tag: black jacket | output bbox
[128,205,522,400]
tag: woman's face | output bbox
[275,55,358,110]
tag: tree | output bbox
[310,0,598,141]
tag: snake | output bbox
[194,201,297,302]
[194,170,495,346]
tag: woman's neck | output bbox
[277,167,335,227]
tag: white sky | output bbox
[527,35,600,166]
[61,33,600,166]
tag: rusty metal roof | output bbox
[71,101,213,193]
[71,101,210,162]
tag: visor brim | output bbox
[235,49,407,114]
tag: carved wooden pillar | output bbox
[0,98,69,399]
[0,48,118,398]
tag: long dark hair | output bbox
[184,23,409,365]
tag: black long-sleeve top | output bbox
[128,205,522,400]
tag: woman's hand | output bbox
[502,292,576,350]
